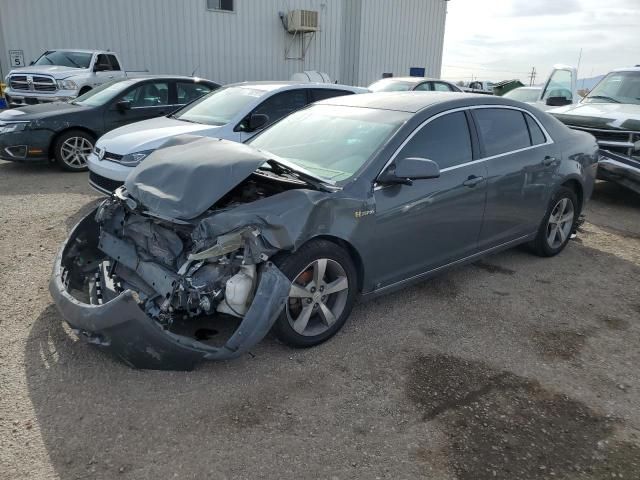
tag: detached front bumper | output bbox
[598,150,640,195]
[49,212,291,370]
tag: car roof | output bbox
[511,86,541,91]
[47,49,105,54]
[610,66,640,73]
[371,76,444,85]
[224,81,366,93]
[316,91,529,113]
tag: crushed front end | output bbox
[49,192,290,370]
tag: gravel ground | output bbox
[1,160,639,480]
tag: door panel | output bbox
[103,81,171,131]
[371,110,487,288]
[373,165,488,287]
[473,108,555,249]
[537,64,578,107]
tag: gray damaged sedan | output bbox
[50,92,598,370]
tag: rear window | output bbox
[474,108,531,157]
[525,114,546,145]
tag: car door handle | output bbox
[543,155,557,166]
[462,175,484,187]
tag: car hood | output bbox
[97,116,221,154]
[0,101,83,121]
[124,135,269,220]
[549,102,640,131]
[8,65,86,79]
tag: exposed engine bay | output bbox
[49,136,364,370]
[62,173,300,331]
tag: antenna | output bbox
[191,65,199,77]
[528,67,537,86]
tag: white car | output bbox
[88,81,367,194]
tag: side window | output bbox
[398,111,472,170]
[95,54,112,70]
[177,81,213,104]
[541,69,572,101]
[309,89,354,102]
[107,55,121,70]
[474,108,530,157]
[414,82,432,91]
[524,113,546,145]
[120,82,169,107]
[252,90,308,125]
[432,82,453,92]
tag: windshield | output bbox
[33,50,93,69]
[368,79,414,92]
[73,80,133,107]
[248,105,410,183]
[584,71,640,105]
[172,86,263,126]
[503,88,540,103]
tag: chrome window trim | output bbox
[375,104,554,186]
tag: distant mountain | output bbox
[577,75,604,91]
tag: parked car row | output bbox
[47,89,598,369]
[0,51,634,369]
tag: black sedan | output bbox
[0,76,219,171]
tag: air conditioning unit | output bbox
[287,10,319,33]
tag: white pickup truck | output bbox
[3,49,130,107]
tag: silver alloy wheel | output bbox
[546,197,574,249]
[286,258,349,336]
[60,136,93,168]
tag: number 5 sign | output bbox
[9,50,25,67]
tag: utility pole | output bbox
[529,67,537,86]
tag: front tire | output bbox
[530,186,578,257]
[271,239,358,348]
[54,130,95,172]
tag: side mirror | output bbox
[248,113,269,131]
[546,96,572,107]
[94,63,110,72]
[115,100,132,112]
[378,157,440,186]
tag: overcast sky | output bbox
[441,0,640,84]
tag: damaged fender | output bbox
[49,211,291,370]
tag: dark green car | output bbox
[50,92,598,370]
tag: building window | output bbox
[206,0,234,12]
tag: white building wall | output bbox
[0,0,446,87]
[356,0,447,85]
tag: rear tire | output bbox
[530,186,578,257]
[271,239,358,348]
[54,129,95,172]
